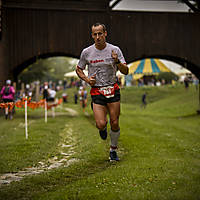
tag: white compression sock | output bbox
[110,129,120,150]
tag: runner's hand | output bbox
[89,75,96,86]
[111,50,119,63]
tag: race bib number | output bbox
[99,86,115,98]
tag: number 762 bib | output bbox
[99,86,115,98]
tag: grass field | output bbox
[0,84,199,200]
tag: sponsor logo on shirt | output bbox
[90,59,104,64]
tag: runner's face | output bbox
[92,25,107,48]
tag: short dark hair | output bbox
[92,23,106,32]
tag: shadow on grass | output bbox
[177,113,200,119]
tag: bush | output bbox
[156,72,179,84]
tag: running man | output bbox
[76,22,129,161]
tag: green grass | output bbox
[0,84,200,200]
[0,108,64,173]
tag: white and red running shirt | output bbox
[77,43,126,87]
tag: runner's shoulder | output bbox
[82,44,95,54]
[107,42,119,48]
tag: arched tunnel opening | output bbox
[11,53,199,114]
[13,53,80,102]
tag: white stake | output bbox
[25,97,28,139]
[45,99,47,123]
[52,107,55,118]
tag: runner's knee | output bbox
[96,120,107,130]
[110,118,119,130]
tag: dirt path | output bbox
[0,107,79,186]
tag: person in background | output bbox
[63,79,67,90]
[74,91,78,104]
[184,76,189,90]
[141,92,147,109]
[78,86,83,107]
[62,92,68,103]
[80,86,88,112]
[193,76,199,91]
[47,87,56,102]
[43,82,49,100]
[0,80,15,119]
[24,84,32,98]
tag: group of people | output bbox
[0,80,58,119]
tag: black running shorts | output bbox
[91,89,120,106]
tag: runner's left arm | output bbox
[116,62,129,75]
[112,50,129,75]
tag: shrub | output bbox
[156,72,179,84]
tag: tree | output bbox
[18,59,50,84]
[18,57,78,84]
[156,72,179,84]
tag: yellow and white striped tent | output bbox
[128,58,171,79]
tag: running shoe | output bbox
[109,151,119,161]
[99,127,107,140]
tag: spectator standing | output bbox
[62,92,68,103]
[141,92,147,109]
[193,76,199,91]
[184,76,189,90]
[80,86,88,112]
[43,82,49,100]
[0,80,15,119]
[47,87,56,102]
[74,92,78,104]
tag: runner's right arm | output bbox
[76,66,96,86]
